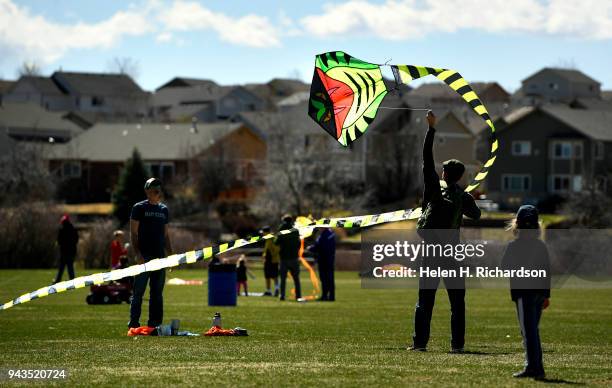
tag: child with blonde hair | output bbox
[501,205,551,379]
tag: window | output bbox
[236,162,247,181]
[550,174,583,193]
[573,176,583,192]
[549,82,559,90]
[146,162,175,181]
[512,141,531,156]
[594,141,604,160]
[62,161,81,178]
[551,175,570,192]
[553,142,572,159]
[551,140,583,159]
[552,140,582,159]
[574,143,582,159]
[502,174,531,192]
[91,96,104,106]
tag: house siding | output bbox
[484,109,608,209]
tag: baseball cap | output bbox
[144,177,162,190]
[516,205,539,228]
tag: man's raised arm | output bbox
[422,110,441,206]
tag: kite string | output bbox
[337,105,430,111]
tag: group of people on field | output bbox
[254,219,336,301]
[53,110,550,380]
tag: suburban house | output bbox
[408,82,510,106]
[52,72,149,120]
[0,127,15,155]
[4,76,73,111]
[0,102,86,143]
[514,68,601,104]
[0,80,16,104]
[479,105,612,209]
[155,77,219,91]
[46,122,266,203]
[151,84,265,123]
[246,78,310,110]
[429,110,482,188]
[5,72,149,121]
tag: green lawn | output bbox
[0,269,610,386]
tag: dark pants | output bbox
[515,294,545,375]
[413,274,465,349]
[280,260,301,300]
[129,268,166,328]
[54,252,75,283]
[318,260,335,300]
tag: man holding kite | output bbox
[411,111,481,353]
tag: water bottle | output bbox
[212,312,222,327]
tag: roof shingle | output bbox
[48,122,241,161]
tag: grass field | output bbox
[0,269,610,386]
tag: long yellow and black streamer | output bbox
[390,64,498,192]
[0,209,421,311]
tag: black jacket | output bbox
[57,222,79,256]
[419,126,480,229]
[501,235,551,301]
[275,222,300,262]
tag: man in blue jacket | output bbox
[309,228,336,301]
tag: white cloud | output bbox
[156,32,174,43]
[159,1,281,47]
[0,0,153,64]
[300,0,612,40]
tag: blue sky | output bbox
[1,0,611,92]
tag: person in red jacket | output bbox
[110,230,128,269]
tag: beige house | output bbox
[431,111,481,188]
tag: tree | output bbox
[196,153,237,202]
[370,131,420,204]
[112,148,150,225]
[107,57,140,80]
[0,142,55,206]
[562,184,612,227]
[17,61,41,77]
[250,112,370,225]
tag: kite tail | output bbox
[0,209,421,311]
[390,64,498,193]
[290,238,321,301]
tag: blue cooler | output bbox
[208,263,237,306]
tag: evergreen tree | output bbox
[112,148,150,225]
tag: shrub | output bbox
[168,227,210,259]
[79,220,118,269]
[0,203,62,268]
[112,148,149,226]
